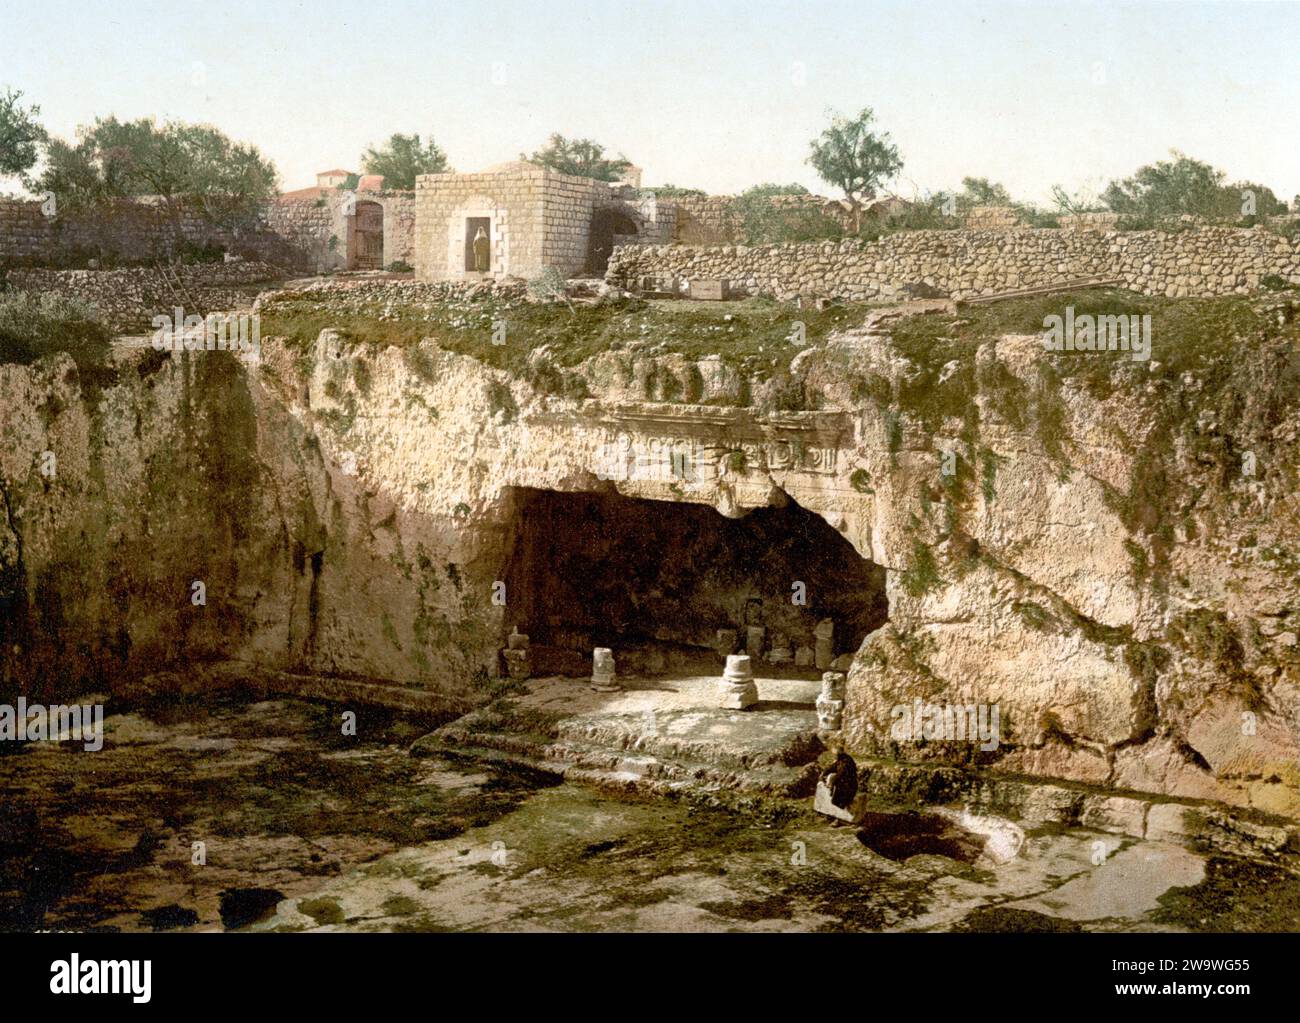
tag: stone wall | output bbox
[0,192,416,273]
[4,262,284,331]
[0,197,300,268]
[263,198,337,269]
[607,227,1300,301]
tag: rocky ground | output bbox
[2,695,1296,933]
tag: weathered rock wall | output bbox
[2,291,1296,818]
[607,227,1300,301]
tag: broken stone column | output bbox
[718,654,759,710]
[816,671,846,730]
[814,618,834,670]
[746,625,765,660]
[591,647,621,692]
[502,626,531,680]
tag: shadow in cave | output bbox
[498,485,888,677]
[856,812,988,864]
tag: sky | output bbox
[3,0,1298,205]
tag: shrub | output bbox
[386,260,413,273]
[0,291,113,372]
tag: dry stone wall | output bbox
[0,192,416,272]
[4,262,284,331]
[607,227,1300,301]
[0,197,296,267]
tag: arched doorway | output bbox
[349,200,384,270]
[586,208,639,274]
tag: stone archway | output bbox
[587,207,640,274]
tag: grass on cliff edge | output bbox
[880,287,1300,595]
[257,291,872,382]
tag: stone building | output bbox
[269,173,415,272]
[412,161,667,281]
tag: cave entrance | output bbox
[499,487,887,679]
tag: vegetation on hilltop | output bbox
[258,288,873,396]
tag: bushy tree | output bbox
[527,134,631,182]
[36,117,278,228]
[807,107,903,231]
[1101,151,1284,225]
[733,182,841,244]
[0,87,46,180]
[361,133,449,190]
[956,176,1011,208]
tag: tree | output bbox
[36,117,278,229]
[956,177,1012,209]
[1229,180,1289,220]
[0,87,46,180]
[361,133,449,190]
[527,134,631,182]
[1100,151,1274,225]
[1050,184,1105,217]
[807,107,903,232]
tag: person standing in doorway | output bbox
[473,226,490,272]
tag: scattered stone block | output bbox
[815,780,854,822]
[688,278,729,301]
[814,618,834,670]
[1079,795,1149,837]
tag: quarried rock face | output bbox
[2,288,1296,819]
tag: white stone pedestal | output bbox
[717,654,758,710]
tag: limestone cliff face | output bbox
[3,299,1297,817]
[0,349,300,699]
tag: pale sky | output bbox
[3,0,1298,205]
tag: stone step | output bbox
[414,727,819,797]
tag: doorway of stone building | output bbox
[586,209,638,274]
[464,216,492,272]
[497,486,887,678]
[349,200,384,270]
